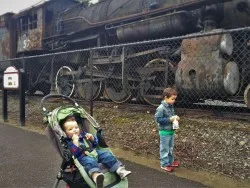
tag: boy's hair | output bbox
[162,87,177,98]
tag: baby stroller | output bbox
[40,94,129,188]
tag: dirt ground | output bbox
[1,95,250,185]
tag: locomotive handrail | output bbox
[40,94,79,113]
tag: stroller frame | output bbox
[41,94,129,188]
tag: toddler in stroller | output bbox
[41,94,131,188]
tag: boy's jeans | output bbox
[160,134,175,167]
[80,149,121,175]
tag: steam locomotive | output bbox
[1,0,250,107]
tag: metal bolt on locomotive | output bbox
[1,0,250,107]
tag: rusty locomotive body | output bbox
[1,0,250,107]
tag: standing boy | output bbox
[154,87,180,172]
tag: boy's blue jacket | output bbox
[65,132,98,159]
[155,100,175,131]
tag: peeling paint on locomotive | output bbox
[0,13,16,60]
[0,13,16,71]
[16,8,43,52]
[176,32,239,98]
[14,0,78,53]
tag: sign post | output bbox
[2,66,25,126]
[19,69,25,126]
[2,89,8,122]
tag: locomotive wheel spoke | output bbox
[104,78,132,103]
[140,59,174,106]
[76,66,103,100]
[104,48,135,103]
[55,66,75,97]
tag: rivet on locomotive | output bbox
[1,0,250,107]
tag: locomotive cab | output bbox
[15,0,78,54]
[15,4,44,54]
[12,0,78,95]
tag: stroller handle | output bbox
[40,94,79,113]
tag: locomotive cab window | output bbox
[19,14,37,32]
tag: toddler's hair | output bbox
[59,115,76,130]
[162,87,177,98]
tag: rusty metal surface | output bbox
[17,29,43,52]
[0,13,15,62]
[175,33,225,96]
[16,8,43,52]
[14,0,79,52]
[0,28,11,60]
[181,34,221,56]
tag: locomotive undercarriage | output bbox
[54,45,177,105]
[52,29,250,107]
[17,0,250,107]
[15,24,250,108]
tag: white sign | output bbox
[3,66,19,89]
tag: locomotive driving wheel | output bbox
[140,58,175,106]
[104,47,136,103]
[104,65,132,103]
[55,66,75,97]
[75,66,103,100]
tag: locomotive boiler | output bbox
[1,0,250,107]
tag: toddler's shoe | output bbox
[161,166,174,172]
[94,173,104,188]
[116,166,132,179]
[171,161,180,167]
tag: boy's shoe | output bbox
[116,166,132,179]
[161,166,174,172]
[171,161,180,167]
[94,173,104,188]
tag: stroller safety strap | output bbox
[79,139,98,159]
